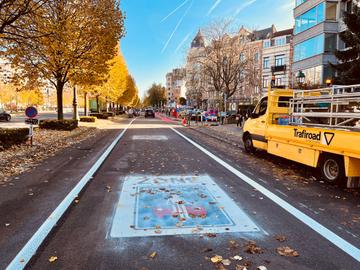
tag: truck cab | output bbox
[243,89,292,152]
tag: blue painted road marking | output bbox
[110,175,261,238]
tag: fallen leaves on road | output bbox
[257,266,267,270]
[148,251,157,259]
[231,255,243,261]
[0,127,101,184]
[244,241,263,254]
[276,246,299,257]
[222,259,231,266]
[275,235,287,242]
[235,265,247,270]
[211,255,223,263]
[48,256,58,263]
[229,240,239,249]
[5,223,10,227]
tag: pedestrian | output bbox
[236,109,241,127]
[187,110,192,126]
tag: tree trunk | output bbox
[96,95,100,113]
[84,92,88,116]
[56,81,64,120]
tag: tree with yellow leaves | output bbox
[4,0,125,119]
[118,75,139,107]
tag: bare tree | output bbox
[198,20,250,110]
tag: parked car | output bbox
[0,109,11,121]
[145,109,155,118]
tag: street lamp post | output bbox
[296,70,306,89]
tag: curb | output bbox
[188,126,244,149]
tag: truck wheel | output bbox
[244,134,255,153]
[320,155,346,185]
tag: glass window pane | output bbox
[295,3,325,34]
[294,34,324,62]
[324,33,337,53]
[326,2,337,20]
[263,57,270,69]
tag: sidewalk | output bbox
[158,113,244,147]
[190,123,244,147]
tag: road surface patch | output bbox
[132,135,168,141]
[110,175,260,237]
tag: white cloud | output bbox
[162,0,194,53]
[208,0,222,16]
[161,0,191,23]
[234,0,257,17]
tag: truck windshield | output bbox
[254,97,268,116]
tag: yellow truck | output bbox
[243,85,360,187]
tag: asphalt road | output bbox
[1,117,360,270]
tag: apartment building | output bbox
[185,30,208,108]
[166,68,186,107]
[227,26,276,110]
[262,28,293,93]
[292,0,354,86]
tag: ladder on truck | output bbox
[289,84,360,130]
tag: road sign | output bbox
[25,106,38,119]
[25,118,39,125]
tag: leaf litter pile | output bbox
[0,127,101,184]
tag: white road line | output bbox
[6,119,136,270]
[171,127,360,263]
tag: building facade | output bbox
[166,68,186,107]
[292,0,354,86]
[262,28,293,93]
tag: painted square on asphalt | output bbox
[110,175,261,238]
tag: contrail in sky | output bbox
[176,32,191,53]
[207,0,222,16]
[162,0,193,54]
[161,0,191,23]
[234,0,257,17]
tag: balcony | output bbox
[271,65,287,73]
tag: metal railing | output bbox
[289,84,360,130]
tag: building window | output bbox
[263,57,270,69]
[294,34,324,62]
[275,55,285,66]
[263,40,271,48]
[240,53,245,61]
[326,2,337,21]
[263,77,269,88]
[295,3,325,34]
[294,65,323,85]
[275,37,286,46]
[324,33,337,53]
[276,77,285,86]
[254,52,259,62]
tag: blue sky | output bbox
[120,0,294,97]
